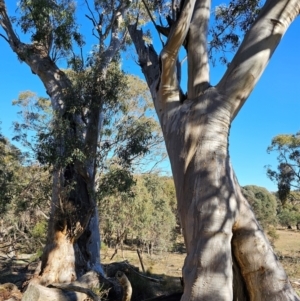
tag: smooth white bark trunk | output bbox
[128,1,300,295]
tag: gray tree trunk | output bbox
[129,0,300,300]
[0,0,125,286]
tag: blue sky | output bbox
[0,2,300,192]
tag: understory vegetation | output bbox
[1,127,300,298]
[1,121,300,291]
[1,132,300,255]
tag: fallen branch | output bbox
[48,283,101,301]
[124,261,162,283]
[137,249,145,273]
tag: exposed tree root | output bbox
[21,270,123,301]
[116,271,132,301]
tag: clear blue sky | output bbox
[1,2,300,192]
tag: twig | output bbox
[137,249,145,273]
[48,283,101,301]
[141,0,165,46]
[125,260,161,283]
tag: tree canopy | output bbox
[267,132,300,203]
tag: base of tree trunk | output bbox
[22,270,123,301]
[22,282,88,301]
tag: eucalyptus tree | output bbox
[128,0,300,300]
[0,129,21,215]
[241,185,278,230]
[267,131,300,203]
[0,0,146,289]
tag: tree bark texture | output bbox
[22,271,123,301]
[129,0,300,300]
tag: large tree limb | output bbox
[84,18,127,182]
[159,0,196,112]
[127,24,160,106]
[0,1,71,114]
[187,0,211,99]
[231,169,300,300]
[217,0,300,120]
[0,0,19,48]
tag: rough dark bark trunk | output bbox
[0,6,104,282]
[33,158,103,284]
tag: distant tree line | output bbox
[1,135,300,257]
[1,118,300,256]
[0,135,178,256]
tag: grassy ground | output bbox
[274,229,300,256]
[101,247,186,298]
[102,230,300,278]
[101,229,300,296]
[0,229,299,299]
[273,229,300,294]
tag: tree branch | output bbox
[158,0,196,111]
[48,283,101,301]
[187,0,211,99]
[0,32,8,43]
[127,24,160,105]
[141,0,164,46]
[0,0,22,51]
[217,0,300,121]
[0,1,72,115]
[84,9,128,179]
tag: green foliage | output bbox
[12,91,53,162]
[267,132,300,203]
[267,227,279,242]
[17,0,84,60]
[277,202,300,228]
[0,126,51,253]
[31,220,47,239]
[1,162,51,253]
[0,128,24,215]
[98,167,136,199]
[99,174,177,252]
[210,0,261,64]
[97,75,165,208]
[241,185,278,229]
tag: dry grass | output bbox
[102,230,300,277]
[102,249,185,278]
[101,229,300,296]
[274,229,300,256]
[101,247,185,296]
[273,229,300,294]
[0,230,299,298]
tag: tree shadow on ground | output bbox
[103,260,183,300]
[0,256,183,300]
[0,255,36,289]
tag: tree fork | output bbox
[128,0,300,299]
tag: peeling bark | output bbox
[0,0,127,288]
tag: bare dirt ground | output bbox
[0,229,299,299]
[273,229,300,294]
